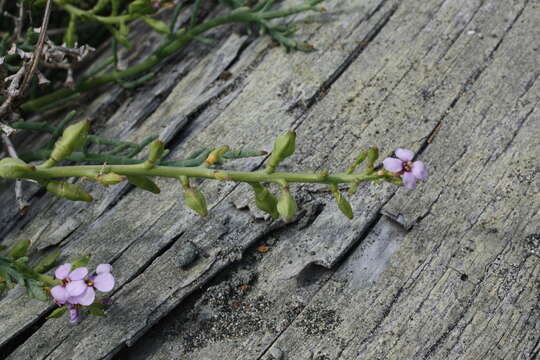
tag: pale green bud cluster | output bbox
[250,183,279,219]
[0,158,36,179]
[183,186,209,217]
[45,180,93,202]
[266,131,296,174]
[277,185,298,222]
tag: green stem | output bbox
[21,163,381,186]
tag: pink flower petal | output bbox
[75,287,95,306]
[403,172,417,189]
[395,148,414,162]
[383,158,403,173]
[96,264,112,274]
[68,267,88,281]
[412,161,428,179]
[55,264,72,280]
[66,280,87,297]
[51,285,68,303]
[93,273,115,292]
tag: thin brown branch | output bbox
[19,0,53,95]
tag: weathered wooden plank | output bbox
[0,23,252,353]
[1,0,538,359]
[1,0,405,357]
[109,0,539,359]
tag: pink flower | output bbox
[151,1,161,8]
[50,263,115,308]
[383,149,428,189]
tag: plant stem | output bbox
[21,163,380,186]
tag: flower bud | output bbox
[33,250,61,273]
[331,188,354,219]
[266,131,296,173]
[346,150,368,174]
[205,146,230,166]
[50,120,90,164]
[127,175,161,194]
[9,239,31,259]
[183,187,208,217]
[367,146,379,168]
[97,173,126,186]
[250,183,279,219]
[277,186,297,222]
[143,17,170,34]
[46,181,93,202]
[0,158,36,179]
[144,140,165,169]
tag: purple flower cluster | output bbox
[383,149,428,189]
[50,263,114,323]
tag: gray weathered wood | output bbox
[0,0,538,359]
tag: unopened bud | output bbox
[46,181,93,202]
[96,172,126,186]
[183,187,208,217]
[205,146,230,166]
[277,186,297,222]
[346,150,368,174]
[266,131,296,173]
[50,120,90,164]
[9,239,31,259]
[143,17,171,34]
[127,175,161,194]
[250,183,279,219]
[330,186,353,219]
[367,146,379,168]
[34,250,61,273]
[143,140,165,169]
[0,158,36,179]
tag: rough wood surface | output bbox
[0,0,538,359]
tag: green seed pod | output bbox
[0,158,36,179]
[144,140,165,169]
[266,131,296,173]
[127,175,161,194]
[33,250,61,274]
[9,239,31,259]
[367,146,379,168]
[50,120,90,164]
[97,173,126,186]
[46,181,93,202]
[277,187,297,222]
[183,187,208,217]
[250,183,279,219]
[331,188,354,219]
